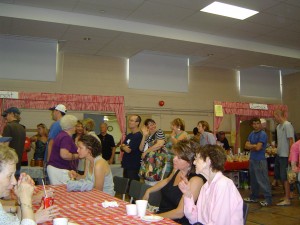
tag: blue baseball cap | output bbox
[2,107,21,117]
[0,136,12,142]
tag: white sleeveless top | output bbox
[86,155,115,196]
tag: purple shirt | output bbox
[48,131,78,170]
[184,172,243,225]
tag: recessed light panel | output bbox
[200,1,258,20]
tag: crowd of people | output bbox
[0,105,299,225]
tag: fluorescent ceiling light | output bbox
[200,1,258,20]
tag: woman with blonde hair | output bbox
[82,118,101,144]
[169,118,188,145]
[30,123,48,161]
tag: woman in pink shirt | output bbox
[289,140,300,176]
[179,145,243,225]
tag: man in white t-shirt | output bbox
[273,109,294,206]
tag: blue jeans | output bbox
[249,159,272,204]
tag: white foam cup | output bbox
[136,200,148,218]
[126,204,137,216]
[53,218,68,225]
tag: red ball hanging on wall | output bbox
[159,100,165,107]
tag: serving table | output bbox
[224,161,249,171]
[35,185,178,225]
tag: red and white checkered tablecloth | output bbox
[35,185,179,225]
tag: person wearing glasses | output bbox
[120,115,143,181]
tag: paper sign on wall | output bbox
[249,103,268,110]
[0,91,19,99]
[214,105,223,117]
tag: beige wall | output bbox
[0,53,287,134]
[282,72,300,132]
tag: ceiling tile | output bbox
[223,0,282,11]
[148,0,211,11]
[264,2,300,21]
[229,20,277,34]
[127,1,195,26]
[0,0,14,3]
[0,16,12,33]
[247,12,295,28]
[78,0,144,11]
[285,0,300,7]
[14,0,78,11]
[285,20,300,33]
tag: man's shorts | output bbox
[274,156,288,181]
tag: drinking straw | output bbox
[42,179,48,198]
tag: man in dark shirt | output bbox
[217,131,230,150]
[2,107,26,178]
[120,115,143,181]
[98,123,116,164]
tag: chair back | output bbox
[141,183,162,207]
[243,202,249,225]
[140,183,151,199]
[128,180,144,203]
[113,176,129,201]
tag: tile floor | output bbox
[240,184,300,225]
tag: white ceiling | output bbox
[0,0,300,71]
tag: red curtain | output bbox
[0,92,126,143]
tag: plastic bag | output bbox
[287,166,297,184]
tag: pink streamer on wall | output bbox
[0,92,126,159]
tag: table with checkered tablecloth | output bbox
[35,185,179,225]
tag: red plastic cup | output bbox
[41,196,54,209]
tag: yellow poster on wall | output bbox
[214,105,223,117]
[231,131,236,144]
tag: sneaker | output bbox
[244,197,258,203]
[260,201,271,207]
[276,200,291,206]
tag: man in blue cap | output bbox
[0,136,12,144]
[2,107,26,178]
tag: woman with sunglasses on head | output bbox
[143,140,206,225]
[68,135,115,196]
